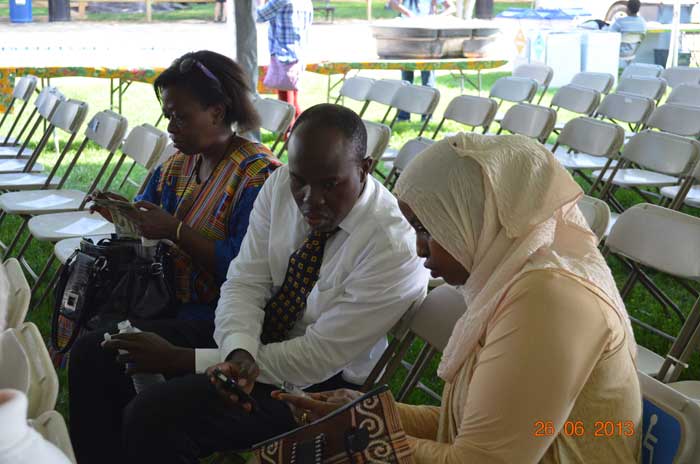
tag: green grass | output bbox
[0,0,526,23]
[2,64,699,457]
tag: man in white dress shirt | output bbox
[69,104,428,463]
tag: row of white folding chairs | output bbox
[343,80,440,174]
[551,100,700,186]
[604,204,700,398]
[335,77,440,131]
[623,64,700,88]
[335,63,552,119]
[551,86,656,134]
[0,323,75,462]
[618,65,700,110]
[431,94,557,143]
[0,86,66,165]
[594,130,700,213]
[0,104,169,309]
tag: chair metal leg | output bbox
[362,336,401,392]
[117,160,137,190]
[15,235,37,283]
[397,344,436,402]
[658,297,700,383]
[30,254,56,296]
[30,265,61,314]
[377,332,415,386]
[2,217,29,259]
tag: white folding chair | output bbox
[30,410,77,464]
[595,92,655,134]
[490,76,538,123]
[643,103,700,138]
[334,76,375,116]
[616,77,667,104]
[550,84,601,132]
[0,109,125,199]
[2,258,30,329]
[21,124,168,294]
[638,371,700,463]
[661,66,700,89]
[0,97,85,181]
[23,124,168,246]
[363,120,391,172]
[0,75,38,146]
[0,109,128,279]
[377,285,466,402]
[661,161,700,211]
[387,83,440,135]
[5,322,59,418]
[432,95,497,138]
[490,76,538,105]
[571,72,615,95]
[383,137,435,190]
[497,103,557,144]
[549,117,624,193]
[365,78,408,124]
[666,83,700,108]
[577,195,610,243]
[375,84,439,172]
[0,329,31,396]
[0,88,64,165]
[621,63,663,80]
[606,204,700,385]
[253,97,294,156]
[513,63,554,104]
[595,131,700,212]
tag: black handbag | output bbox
[51,235,176,354]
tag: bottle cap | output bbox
[117,320,132,331]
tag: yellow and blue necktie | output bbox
[260,228,338,344]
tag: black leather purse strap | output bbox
[51,250,105,353]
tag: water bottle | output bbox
[140,237,159,260]
[110,320,165,393]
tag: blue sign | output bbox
[641,399,682,464]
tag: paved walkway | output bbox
[0,20,380,68]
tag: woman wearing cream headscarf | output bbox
[275,133,642,463]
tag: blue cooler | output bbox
[9,0,32,23]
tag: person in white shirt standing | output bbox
[69,104,428,463]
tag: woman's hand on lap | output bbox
[271,388,363,424]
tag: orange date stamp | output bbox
[533,420,635,438]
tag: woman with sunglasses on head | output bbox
[67,50,281,464]
[275,134,642,463]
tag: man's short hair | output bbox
[628,0,641,15]
[291,104,368,162]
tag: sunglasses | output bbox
[178,57,223,90]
